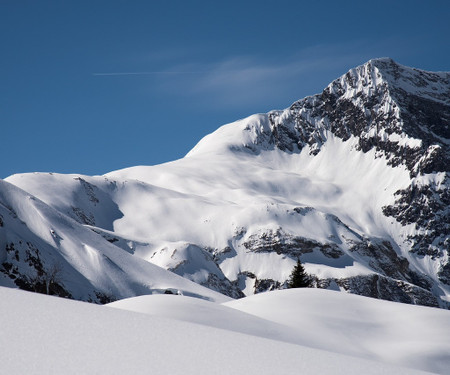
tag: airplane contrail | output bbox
[92,71,200,76]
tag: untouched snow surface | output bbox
[1,286,442,375]
[226,289,450,374]
[110,288,450,374]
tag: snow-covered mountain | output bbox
[2,58,449,307]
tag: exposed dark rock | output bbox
[71,206,96,226]
[74,177,100,204]
[242,228,342,258]
[202,273,245,299]
[0,241,72,299]
[333,274,441,308]
[94,291,116,304]
[254,278,284,294]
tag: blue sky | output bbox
[2,0,449,178]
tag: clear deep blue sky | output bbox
[2,0,449,178]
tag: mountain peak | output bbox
[328,57,449,100]
[188,59,449,176]
[366,57,400,70]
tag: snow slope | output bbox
[0,178,229,303]
[226,289,450,374]
[0,286,438,375]
[110,288,450,374]
[109,294,305,345]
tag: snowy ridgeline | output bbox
[2,286,449,375]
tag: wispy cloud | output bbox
[94,39,407,111]
[152,47,367,110]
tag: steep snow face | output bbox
[0,179,230,303]
[3,58,449,306]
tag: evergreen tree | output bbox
[287,259,311,288]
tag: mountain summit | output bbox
[2,58,449,307]
[190,58,449,171]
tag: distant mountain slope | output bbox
[3,58,449,307]
[0,179,229,303]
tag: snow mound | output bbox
[225,288,450,374]
[108,294,302,344]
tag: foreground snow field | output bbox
[110,288,450,374]
[2,286,447,374]
[225,289,450,373]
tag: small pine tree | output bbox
[288,259,311,288]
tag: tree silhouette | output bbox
[287,259,311,288]
[28,261,63,295]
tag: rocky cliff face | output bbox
[262,58,450,295]
[2,58,449,307]
[249,58,449,170]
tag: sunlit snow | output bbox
[2,286,446,374]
